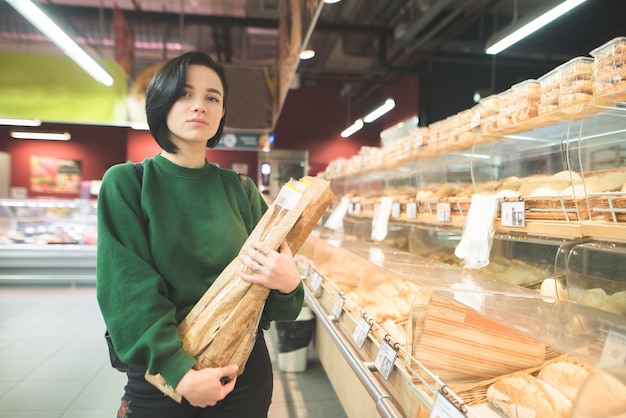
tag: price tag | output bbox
[369,247,385,267]
[310,271,323,293]
[437,201,451,222]
[374,340,398,381]
[600,330,626,367]
[430,390,467,418]
[501,200,526,228]
[391,201,401,218]
[470,111,481,129]
[301,260,311,278]
[332,294,344,319]
[415,133,424,147]
[354,203,362,216]
[352,316,371,349]
[348,202,354,215]
[406,202,417,219]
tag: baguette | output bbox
[487,373,572,418]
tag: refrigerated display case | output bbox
[0,198,97,284]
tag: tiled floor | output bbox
[0,286,347,418]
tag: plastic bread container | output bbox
[590,36,626,96]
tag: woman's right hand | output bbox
[175,365,238,407]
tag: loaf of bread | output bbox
[571,368,626,418]
[538,358,591,401]
[487,373,572,418]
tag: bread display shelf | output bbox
[299,231,626,417]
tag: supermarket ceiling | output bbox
[1,0,625,89]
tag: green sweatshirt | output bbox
[96,154,304,389]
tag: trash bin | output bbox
[275,306,315,372]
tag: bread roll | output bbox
[519,180,547,196]
[530,180,570,197]
[580,287,607,308]
[487,373,572,418]
[601,291,626,317]
[538,359,591,401]
[587,171,626,192]
[551,170,582,183]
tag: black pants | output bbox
[117,330,273,418]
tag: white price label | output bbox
[354,203,362,216]
[374,340,398,381]
[310,271,323,293]
[348,202,354,215]
[501,200,526,228]
[352,316,371,349]
[600,330,626,367]
[391,202,401,218]
[332,294,344,319]
[470,111,481,128]
[437,201,451,222]
[275,184,303,210]
[430,390,467,418]
[406,202,417,219]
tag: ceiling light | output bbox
[324,0,342,3]
[130,123,149,130]
[485,0,587,55]
[299,49,315,60]
[0,118,42,127]
[10,131,71,141]
[363,98,396,123]
[340,119,363,138]
[6,0,114,86]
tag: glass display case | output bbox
[0,198,98,284]
[312,80,626,415]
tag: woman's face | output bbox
[166,64,225,148]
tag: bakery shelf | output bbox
[299,228,626,416]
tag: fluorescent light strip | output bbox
[363,98,396,123]
[0,118,41,127]
[11,131,71,141]
[485,0,587,55]
[340,118,364,138]
[6,0,114,86]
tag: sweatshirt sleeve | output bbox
[96,163,195,388]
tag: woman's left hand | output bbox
[238,239,300,294]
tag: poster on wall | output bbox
[30,156,82,194]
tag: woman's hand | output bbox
[238,240,300,294]
[175,365,238,407]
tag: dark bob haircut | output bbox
[145,51,228,152]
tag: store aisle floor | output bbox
[0,286,347,418]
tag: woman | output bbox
[96,51,304,418]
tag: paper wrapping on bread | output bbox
[145,176,333,402]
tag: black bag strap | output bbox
[238,172,250,196]
[134,162,144,184]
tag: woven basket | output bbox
[442,348,571,408]
[594,195,626,222]
[523,196,592,221]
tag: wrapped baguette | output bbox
[146,176,333,402]
[487,373,572,418]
